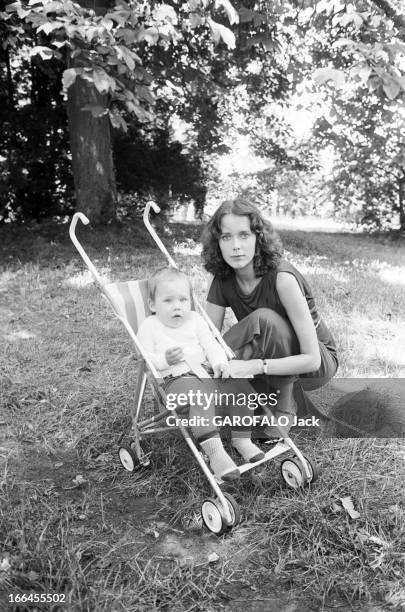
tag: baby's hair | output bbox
[148,266,192,301]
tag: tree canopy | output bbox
[1,0,404,228]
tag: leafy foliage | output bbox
[312,94,405,229]
[0,0,239,221]
[1,0,405,227]
[301,0,405,229]
[114,124,208,217]
[2,0,239,130]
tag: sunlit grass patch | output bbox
[375,264,405,287]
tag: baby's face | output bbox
[149,278,192,328]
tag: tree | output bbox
[2,0,404,226]
[2,0,238,222]
[114,123,209,217]
[206,0,405,228]
[312,94,405,229]
[239,0,405,228]
[302,0,405,228]
[0,4,73,222]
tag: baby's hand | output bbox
[213,362,230,379]
[165,347,184,366]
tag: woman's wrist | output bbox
[253,359,265,376]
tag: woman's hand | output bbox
[213,362,230,378]
[229,359,263,378]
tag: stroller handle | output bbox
[69,212,103,285]
[143,201,177,268]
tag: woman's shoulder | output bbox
[273,260,309,297]
[259,261,293,283]
[207,273,233,305]
[275,260,307,284]
[276,259,299,274]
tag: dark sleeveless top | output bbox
[207,260,337,352]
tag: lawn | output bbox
[0,216,404,611]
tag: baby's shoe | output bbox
[200,436,240,481]
[232,437,265,463]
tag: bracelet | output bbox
[263,359,269,375]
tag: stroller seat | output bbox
[103,279,151,335]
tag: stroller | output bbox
[69,202,319,535]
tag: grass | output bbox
[0,216,405,611]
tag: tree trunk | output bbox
[66,76,116,223]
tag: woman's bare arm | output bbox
[229,273,321,378]
[270,272,321,373]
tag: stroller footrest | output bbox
[238,441,290,474]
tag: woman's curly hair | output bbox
[201,198,283,278]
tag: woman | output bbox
[201,198,339,439]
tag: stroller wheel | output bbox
[280,458,305,489]
[299,455,320,484]
[222,492,241,529]
[201,493,240,535]
[118,445,138,472]
[130,440,151,469]
[201,498,226,535]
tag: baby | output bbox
[137,266,265,481]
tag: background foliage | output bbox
[1,0,404,228]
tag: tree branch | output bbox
[369,0,405,38]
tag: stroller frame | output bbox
[69,203,318,534]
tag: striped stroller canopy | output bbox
[103,280,151,334]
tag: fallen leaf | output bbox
[340,496,360,519]
[0,558,11,572]
[71,527,86,535]
[368,536,389,548]
[72,474,87,486]
[95,558,111,569]
[355,530,369,545]
[95,453,110,463]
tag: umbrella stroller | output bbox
[69,202,319,535]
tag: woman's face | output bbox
[218,214,256,274]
